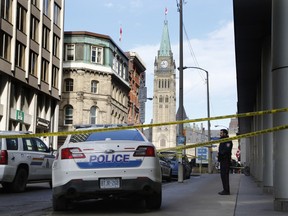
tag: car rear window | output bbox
[159,152,177,160]
[70,130,145,143]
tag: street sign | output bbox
[196,147,208,164]
[139,102,145,123]
[177,135,186,146]
[16,110,24,122]
[138,87,147,102]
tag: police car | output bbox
[52,124,162,211]
[0,131,55,192]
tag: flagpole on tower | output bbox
[165,7,168,20]
[119,25,122,42]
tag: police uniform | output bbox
[218,139,233,195]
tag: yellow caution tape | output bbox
[0,107,287,140]
[158,124,288,152]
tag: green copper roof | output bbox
[159,20,171,57]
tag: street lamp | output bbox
[181,66,212,174]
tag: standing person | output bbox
[218,129,233,195]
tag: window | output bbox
[0,31,11,61]
[20,87,29,111]
[30,16,39,42]
[1,0,12,22]
[42,26,50,50]
[65,78,73,91]
[53,3,61,26]
[23,138,37,151]
[91,80,98,93]
[70,130,145,143]
[15,41,25,69]
[64,105,73,125]
[31,0,39,8]
[119,63,123,77]
[91,46,103,64]
[17,4,27,33]
[41,58,49,82]
[165,96,169,103]
[123,66,127,81]
[6,139,18,150]
[160,139,166,147]
[33,138,49,152]
[52,66,59,88]
[90,106,97,124]
[43,0,50,16]
[65,44,75,61]
[23,138,48,152]
[113,56,119,72]
[29,51,38,76]
[53,34,60,57]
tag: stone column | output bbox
[262,36,273,193]
[272,0,288,211]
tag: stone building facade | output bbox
[59,31,130,135]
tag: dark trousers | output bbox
[220,160,230,193]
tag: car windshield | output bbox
[69,130,145,143]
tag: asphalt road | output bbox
[0,176,202,216]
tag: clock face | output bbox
[160,60,168,68]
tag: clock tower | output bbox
[152,20,176,149]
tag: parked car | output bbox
[159,157,172,182]
[0,131,55,192]
[52,124,162,211]
[158,151,192,180]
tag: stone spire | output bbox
[158,20,172,57]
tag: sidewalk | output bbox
[185,173,288,216]
[235,174,287,216]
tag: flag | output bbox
[165,7,168,15]
[119,26,122,42]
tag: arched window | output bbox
[90,106,97,124]
[160,139,166,147]
[65,78,73,91]
[159,95,163,103]
[64,105,73,125]
[91,80,98,93]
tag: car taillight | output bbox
[0,150,8,165]
[134,146,155,157]
[61,148,86,159]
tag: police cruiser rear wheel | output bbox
[146,191,162,209]
[53,195,68,211]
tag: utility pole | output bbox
[178,0,184,183]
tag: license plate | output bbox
[99,178,120,189]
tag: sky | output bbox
[64,0,237,130]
